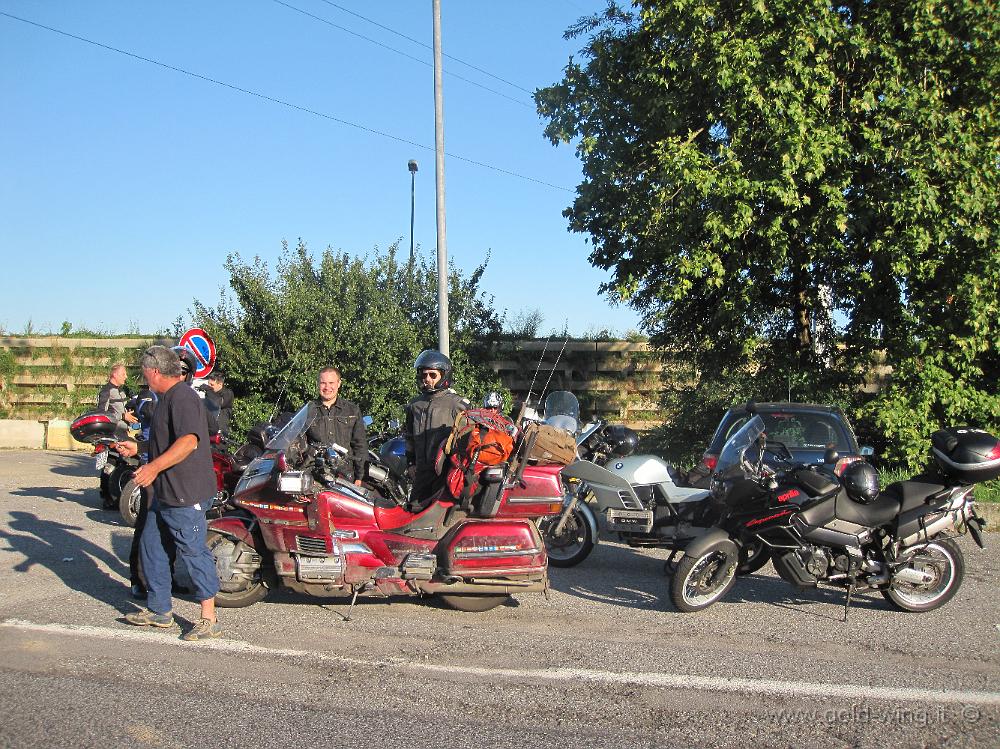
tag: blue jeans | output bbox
[140,500,219,615]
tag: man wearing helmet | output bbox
[404,349,471,507]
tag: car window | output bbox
[759,413,847,450]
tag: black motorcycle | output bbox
[669,416,994,615]
[363,416,410,505]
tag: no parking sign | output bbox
[178,328,216,379]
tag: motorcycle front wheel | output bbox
[538,505,595,567]
[438,594,510,612]
[882,538,964,613]
[670,539,739,613]
[207,530,273,608]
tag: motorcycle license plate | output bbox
[606,508,653,533]
[95,451,109,471]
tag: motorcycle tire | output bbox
[438,594,510,612]
[669,539,739,613]
[538,506,595,568]
[736,542,771,576]
[881,538,964,613]
[206,531,273,608]
[119,478,143,528]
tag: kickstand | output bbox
[843,584,853,623]
[342,587,360,622]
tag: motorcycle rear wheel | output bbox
[207,531,272,608]
[882,538,964,613]
[119,478,142,527]
[670,539,739,613]
[438,593,510,612]
[538,506,595,567]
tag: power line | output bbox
[272,0,533,108]
[0,11,571,193]
[312,0,536,96]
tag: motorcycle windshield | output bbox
[265,404,311,451]
[716,415,766,477]
[543,391,580,433]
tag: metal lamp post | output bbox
[408,159,418,267]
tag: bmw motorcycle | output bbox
[669,415,994,614]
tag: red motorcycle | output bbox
[208,405,566,612]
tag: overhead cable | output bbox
[0,11,571,192]
[272,0,532,108]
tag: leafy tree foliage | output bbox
[538,1,998,468]
[192,240,506,438]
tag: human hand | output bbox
[131,463,160,488]
[113,441,138,458]
[406,465,416,479]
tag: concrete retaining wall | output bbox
[0,420,46,449]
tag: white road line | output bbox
[4,618,999,707]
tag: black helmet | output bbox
[843,461,879,504]
[414,349,453,393]
[172,346,198,384]
[604,425,639,458]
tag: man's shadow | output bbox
[0,510,134,612]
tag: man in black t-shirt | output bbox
[114,345,222,641]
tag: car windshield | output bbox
[717,415,766,475]
[265,404,311,450]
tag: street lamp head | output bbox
[408,159,419,173]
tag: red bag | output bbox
[441,409,516,501]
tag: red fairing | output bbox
[212,450,235,492]
[497,463,564,518]
[444,520,546,573]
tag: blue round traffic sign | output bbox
[178,328,216,379]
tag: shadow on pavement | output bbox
[0,510,133,612]
[47,453,98,479]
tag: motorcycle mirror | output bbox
[823,447,840,464]
[388,418,400,431]
[363,415,373,428]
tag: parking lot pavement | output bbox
[1,450,998,748]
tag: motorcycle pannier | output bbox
[521,421,577,466]
[70,411,120,444]
[931,427,1000,483]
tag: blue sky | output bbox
[0,0,643,338]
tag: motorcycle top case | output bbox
[70,411,120,444]
[931,427,1000,483]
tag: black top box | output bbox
[931,427,1000,484]
[70,411,124,444]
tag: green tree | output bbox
[538,1,998,468]
[192,240,506,438]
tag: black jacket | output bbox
[404,388,470,471]
[305,398,367,480]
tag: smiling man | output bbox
[304,366,367,486]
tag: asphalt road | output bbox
[0,450,997,748]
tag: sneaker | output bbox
[130,584,148,600]
[124,609,174,628]
[182,618,222,641]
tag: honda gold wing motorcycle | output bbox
[207,403,566,613]
[669,415,994,614]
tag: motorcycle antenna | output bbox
[536,336,569,410]
[523,336,551,409]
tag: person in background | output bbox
[202,371,234,439]
[113,345,222,641]
[303,367,367,486]
[97,363,131,424]
[404,350,470,508]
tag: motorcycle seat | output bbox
[880,477,948,513]
[834,492,901,527]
